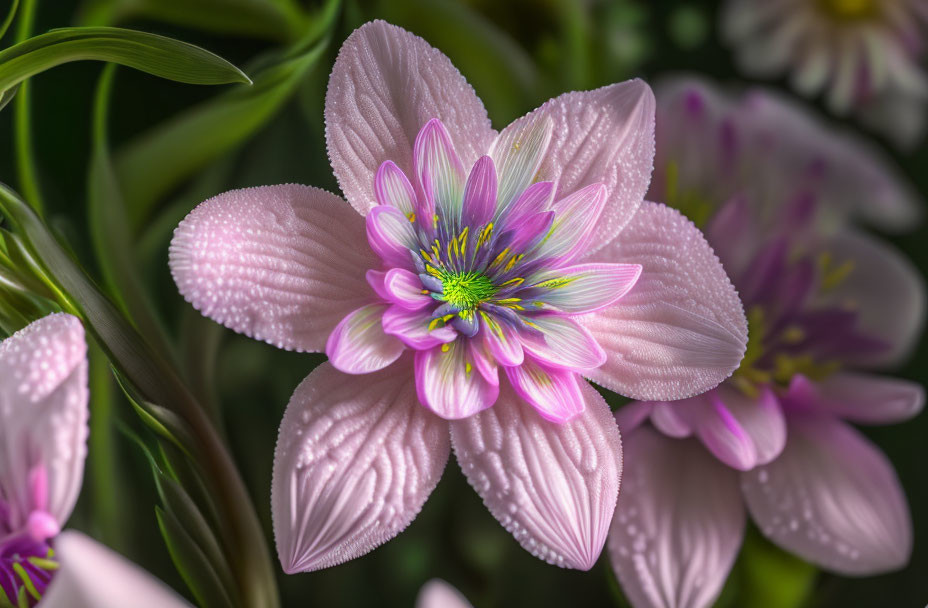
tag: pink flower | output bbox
[0,314,190,607]
[722,0,928,147]
[416,579,473,608]
[170,21,747,572]
[607,80,926,608]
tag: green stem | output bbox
[13,0,43,215]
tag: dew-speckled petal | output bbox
[272,360,450,572]
[170,185,376,353]
[450,380,622,570]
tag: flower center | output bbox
[818,0,877,20]
[437,270,497,311]
[0,538,57,607]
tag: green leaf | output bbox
[117,37,328,230]
[0,0,19,41]
[156,506,236,608]
[0,26,251,94]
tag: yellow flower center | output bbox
[818,0,877,20]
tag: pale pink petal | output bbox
[530,263,642,314]
[584,202,747,400]
[495,80,655,251]
[170,185,375,353]
[521,315,606,370]
[489,114,554,216]
[742,414,912,575]
[505,181,555,225]
[415,340,499,419]
[450,380,622,569]
[325,304,405,374]
[374,161,417,217]
[415,579,473,608]
[0,314,88,530]
[382,306,457,349]
[650,401,694,438]
[505,358,586,423]
[613,401,653,434]
[325,21,494,216]
[272,360,450,572]
[462,156,498,227]
[817,229,925,367]
[687,386,786,471]
[608,427,744,608]
[480,315,524,366]
[383,268,432,310]
[366,205,419,268]
[788,372,924,425]
[414,119,466,221]
[41,531,191,608]
[532,184,608,265]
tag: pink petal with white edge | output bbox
[41,531,191,608]
[325,303,405,374]
[374,161,417,217]
[530,263,642,314]
[450,380,622,570]
[416,579,473,608]
[609,427,744,608]
[742,414,912,575]
[170,185,375,353]
[816,229,925,368]
[505,357,586,423]
[0,314,88,531]
[415,119,466,221]
[272,360,450,572]
[489,114,553,216]
[325,21,494,216]
[366,205,419,268]
[787,372,924,425]
[584,202,747,401]
[462,156,498,227]
[521,315,606,370]
[650,401,694,438]
[383,268,432,310]
[415,339,499,420]
[497,80,655,252]
[480,315,524,366]
[699,387,785,471]
[382,306,456,349]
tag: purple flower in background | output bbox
[722,0,928,147]
[0,314,191,607]
[170,22,748,573]
[607,78,926,608]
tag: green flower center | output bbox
[818,0,877,20]
[438,270,497,310]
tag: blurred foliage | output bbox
[0,0,926,607]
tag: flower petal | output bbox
[450,380,622,569]
[497,80,655,252]
[415,579,473,608]
[529,263,642,314]
[479,314,524,366]
[414,119,466,223]
[521,315,606,370]
[415,339,499,419]
[787,372,924,425]
[0,314,88,531]
[366,205,419,268]
[816,229,925,367]
[41,531,191,607]
[325,303,405,374]
[505,358,586,423]
[584,202,747,400]
[272,360,450,572]
[608,427,744,608]
[462,155,499,228]
[532,184,608,265]
[374,161,417,217]
[325,21,494,216]
[742,414,912,575]
[382,268,432,310]
[382,306,457,349]
[170,185,375,353]
[489,114,553,216]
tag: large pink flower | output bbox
[0,314,191,607]
[607,80,925,608]
[170,21,747,572]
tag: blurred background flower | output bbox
[0,1,925,607]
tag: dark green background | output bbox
[1,1,925,606]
